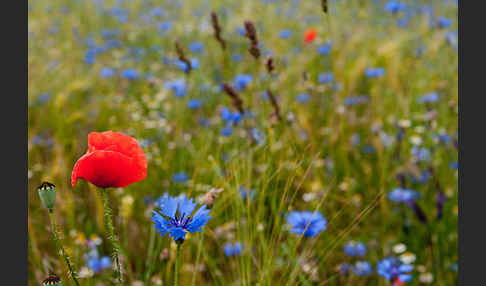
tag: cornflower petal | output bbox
[178,196,197,216]
[158,196,179,217]
[167,226,187,241]
[152,211,169,235]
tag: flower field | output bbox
[28,0,458,285]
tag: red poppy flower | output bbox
[71,131,147,188]
[304,28,317,44]
[393,278,406,286]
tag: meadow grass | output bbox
[28,0,457,285]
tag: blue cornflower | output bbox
[172,172,189,183]
[445,31,458,50]
[344,95,369,106]
[105,39,121,49]
[221,107,233,121]
[175,58,199,72]
[152,195,211,242]
[101,29,120,39]
[362,145,376,154]
[365,68,385,78]
[436,134,451,144]
[437,17,453,29]
[351,134,361,146]
[157,21,172,32]
[188,99,202,109]
[31,136,44,145]
[343,241,367,257]
[388,188,420,203]
[221,127,233,137]
[396,17,409,27]
[318,72,334,84]
[143,195,152,205]
[377,257,413,283]
[234,74,253,91]
[189,42,204,53]
[48,25,59,35]
[351,261,373,276]
[384,1,406,13]
[286,211,327,237]
[100,67,115,78]
[220,107,243,125]
[232,54,243,62]
[411,146,431,162]
[340,263,351,274]
[239,186,255,200]
[450,162,458,169]
[317,42,332,55]
[199,118,210,127]
[250,128,266,145]
[165,80,187,97]
[296,93,310,103]
[150,7,165,17]
[38,93,50,103]
[84,49,97,65]
[88,256,111,272]
[418,92,439,103]
[120,69,140,80]
[261,91,270,100]
[279,29,292,39]
[108,7,126,17]
[223,242,242,257]
[236,27,246,36]
[410,170,430,184]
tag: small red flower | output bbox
[71,131,147,188]
[393,277,406,286]
[304,28,317,44]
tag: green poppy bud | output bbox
[42,274,62,286]
[38,182,56,211]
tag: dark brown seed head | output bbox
[211,12,226,50]
[244,21,258,43]
[222,83,244,114]
[42,274,61,285]
[175,41,192,73]
[38,181,55,190]
[266,57,275,73]
[266,89,281,121]
[321,0,328,13]
[249,43,261,59]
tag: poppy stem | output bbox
[100,188,123,285]
[174,243,181,286]
[48,210,80,286]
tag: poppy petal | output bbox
[71,150,146,188]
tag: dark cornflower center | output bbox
[169,212,193,229]
[298,219,314,230]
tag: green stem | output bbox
[174,243,182,286]
[48,210,80,286]
[100,188,123,285]
[143,225,156,284]
[191,235,204,286]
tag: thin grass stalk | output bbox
[48,210,80,286]
[144,225,156,283]
[191,235,204,286]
